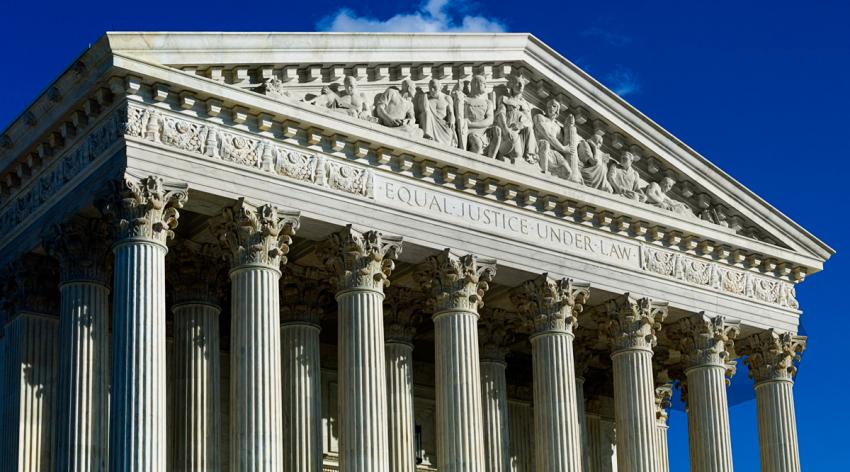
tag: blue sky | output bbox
[3,0,848,468]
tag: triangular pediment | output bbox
[0,32,833,280]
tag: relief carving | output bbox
[416,79,456,147]
[453,74,500,157]
[494,71,537,163]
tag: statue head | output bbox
[400,78,416,98]
[320,85,330,95]
[428,79,441,97]
[590,129,605,146]
[507,71,529,95]
[660,176,676,192]
[471,74,487,95]
[343,75,357,94]
[619,150,639,169]
[545,99,562,118]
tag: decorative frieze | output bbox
[414,249,497,314]
[315,225,403,292]
[212,198,300,269]
[509,274,589,334]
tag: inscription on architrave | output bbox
[373,174,641,269]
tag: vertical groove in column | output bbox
[686,365,734,472]
[531,332,582,472]
[434,310,485,472]
[576,377,589,472]
[281,322,322,472]
[612,348,659,472]
[586,414,617,472]
[481,360,510,472]
[173,303,222,471]
[657,423,669,472]
[110,241,168,472]
[55,281,110,472]
[337,290,389,472]
[507,401,534,472]
[230,266,283,472]
[756,380,800,472]
[386,341,416,472]
[2,314,59,471]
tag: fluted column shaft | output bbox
[230,266,284,471]
[686,364,734,472]
[576,377,589,472]
[110,240,168,471]
[281,321,322,472]
[507,401,534,472]
[656,422,669,472]
[481,358,510,472]
[55,281,110,472]
[172,302,222,471]
[755,379,800,472]
[586,414,617,472]
[337,288,390,471]
[386,340,416,472]
[531,331,582,471]
[2,313,60,471]
[611,347,658,472]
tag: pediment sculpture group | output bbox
[266,71,694,217]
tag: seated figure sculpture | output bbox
[608,150,645,201]
[375,83,422,138]
[577,129,614,193]
[416,79,457,147]
[534,99,578,180]
[495,71,537,163]
[645,175,694,216]
[305,85,338,108]
[454,75,501,157]
[327,75,372,120]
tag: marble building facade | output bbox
[0,33,833,472]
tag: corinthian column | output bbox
[673,314,740,472]
[511,275,589,472]
[168,241,226,471]
[654,382,673,472]
[585,399,617,472]
[479,309,513,472]
[279,266,329,472]
[415,249,496,472]
[0,254,60,471]
[316,226,402,472]
[213,198,300,472]
[601,294,667,472]
[739,330,806,472]
[383,286,422,472]
[45,217,112,472]
[104,175,187,471]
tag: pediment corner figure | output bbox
[0,31,832,472]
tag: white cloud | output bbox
[317,0,506,33]
[605,67,641,97]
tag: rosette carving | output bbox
[102,175,188,244]
[601,294,668,352]
[212,198,300,269]
[280,265,332,326]
[414,249,496,314]
[383,286,423,344]
[738,329,806,383]
[166,239,227,306]
[315,225,403,292]
[509,274,589,335]
[43,215,112,285]
[670,313,740,370]
[478,308,515,362]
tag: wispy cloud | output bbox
[317,0,506,33]
[605,67,641,97]
[581,26,633,47]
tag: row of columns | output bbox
[0,174,808,472]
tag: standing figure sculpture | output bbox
[645,176,694,216]
[329,75,372,120]
[495,72,537,163]
[416,79,457,147]
[608,150,645,201]
[454,75,501,157]
[577,129,614,192]
[534,99,579,181]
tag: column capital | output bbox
[479,308,514,363]
[167,239,227,306]
[102,174,188,245]
[213,198,300,270]
[2,253,59,316]
[415,249,496,314]
[739,329,806,383]
[602,293,668,352]
[509,274,589,335]
[672,313,740,370]
[43,215,112,285]
[384,285,422,344]
[280,265,332,326]
[654,381,673,427]
[316,225,402,292]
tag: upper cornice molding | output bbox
[0,32,833,272]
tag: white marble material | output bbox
[586,413,618,472]
[385,340,416,472]
[507,400,534,472]
[481,359,510,472]
[654,383,673,472]
[576,376,590,472]
[281,322,323,472]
